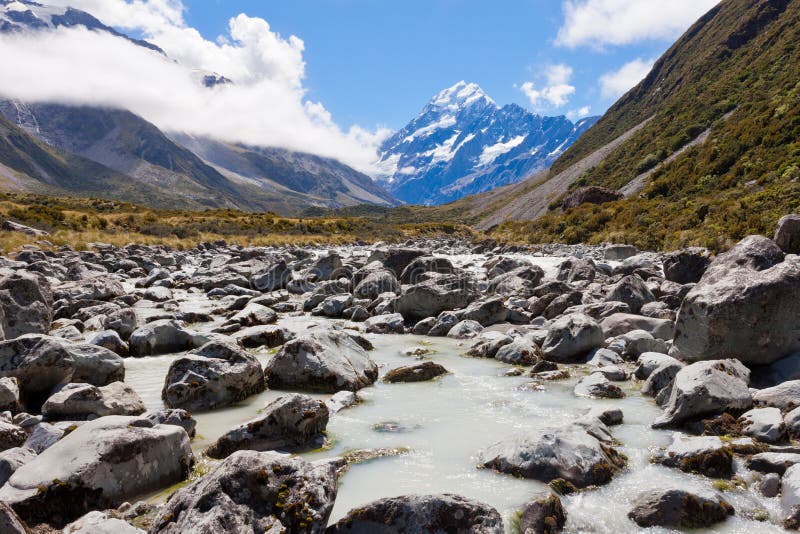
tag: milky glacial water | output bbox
[120,252,785,533]
[124,328,784,533]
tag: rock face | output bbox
[327,494,504,534]
[162,340,265,411]
[384,362,448,383]
[42,382,145,420]
[653,360,752,428]
[149,450,337,534]
[394,273,478,321]
[561,186,622,210]
[265,330,378,393]
[206,394,328,459]
[0,272,52,338]
[481,422,625,488]
[776,214,800,254]
[628,488,734,528]
[0,415,192,528]
[671,236,800,365]
[541,313,604,363]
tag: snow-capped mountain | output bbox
[375,81,598,205]
[0,0,163,52]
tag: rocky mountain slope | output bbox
[0,0,397,214]
[467,0,800,250]
[375,81,597,205]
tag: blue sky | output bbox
[182,0,718,130]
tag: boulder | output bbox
[480,422,625,488]
[495,338,542,366]
[561,186,622,210]
[232,325,293,349]
[399,256,454,284]
[634,352,677,380]
[573,372,624,399]
[776,214,800,254]
[265,330,378,393]
[0,447,36,487]
[641,359,684,397]
[446,319,483,339]
[653,360,752,428]
[0,502,26,534]
[129,320,202,357]
[467,332,513,359]
[604,244,638,261]
[460,297,508,326]
[327,494,503,534]
[383,362,448,383]
[541,313,604,363]
[394,273,478,321]
[250,260,290,292]
[748,452,800,475]
[354,270,400,300]
[382,248,426,277]
[753,380,800,410]
[786,407,800,438]
[783,464,800,528]
[144,409,197,438]
[0,272,51,338]
[225,303,277,327]
[42,382,145,420]
[149,451,336,533]
[206,394,328,459]
[671,235,800,365]
[364,313,405,334]
[0,415,192,528]
[63,511,145,533]
[67,343,126,386]
[605,275,654,314]
[0,377,20,412]
[162,340,265,411]
[0,335,75,409]
[654,435,733,478]
[0,421,26,450]
[739,407,785,443]
[628,488,733,528]
[600,313,673,341]
[2,220,49,236]
[518,494,567,534]
[87,330,129,357]
[663,247,711,284]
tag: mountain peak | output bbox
[429,81,495,111]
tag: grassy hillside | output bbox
[0,192,477,253]
[491,0,800,251]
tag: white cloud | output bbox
[599,57,655,99]
[0,0,388,173]
[556,0,720,48]
[567,106,591,121]
[520,64,576,109]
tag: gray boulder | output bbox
[0,272,52,338]
[0,415,192,528]
[354,270,400,300]
[641,359,684,397]
[480,422,625,488]
[605,275,654,314]
[394,273,478,321]
[0,447,36,487]
[653,434,733,478]
[740,407,785,443]
[495,338,542,366]
[0,377,20,412]
[0,502,26,534]
[206,394,328,458]
[0,421,26,450]
[129,320,202,357]
[250,260,290,292]
[42,382,145,420]
[383,362,448,383]
[573,372,624,399]
[327,494,503,534]
[467,332,513,359]
[671,235,800,365]
[144,409,197,438]
[0,335,75,409]
[776,214,800,254]
[67,343,126,386]
[653,359,752,428]
[628,488,733,528]
[600,313,673,340]
[753,380,800,410]
[541,313,604,363]
[63,511,145,533]
[265,330,378,393]
[364,313,405,334]
[663,247,711,284]
[149,450,337,534]
[446,319,483,339]
[399,256,454,284]
[162,340,265,411]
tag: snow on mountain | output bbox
[375,81,598,205]
[0,0,164,52]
